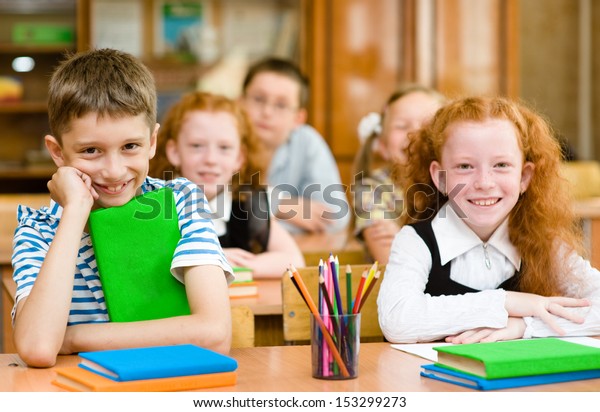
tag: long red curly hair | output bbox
[149,91,268,192]
[398,96,582,297]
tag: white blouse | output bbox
[208,189,232,238]
[377,204,600,343]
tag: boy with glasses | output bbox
[241,57,349,234]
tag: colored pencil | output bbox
[288,269,308,307]
[288,266,350,377]
[318,275,339,332]
[357,270,380,313]
[322,262,333,375]
[317,260,328,376]
[318,260,324,315]
[329,254,343,315]
[362,261,378,298]
[352,269,368,314]
[335,255,341,309]
[345,264,352,314]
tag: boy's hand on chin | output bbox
[48,166,99,210]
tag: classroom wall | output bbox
[519,0,599,161]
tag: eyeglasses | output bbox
[244,94,298,114]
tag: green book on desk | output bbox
[89,187,190,322]
[434,338,600,379]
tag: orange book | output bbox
[229,280,258,298]
[52,366,237,392]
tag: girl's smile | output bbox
[166,110,244,201]
[430,118,534,241]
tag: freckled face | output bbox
[166,111,244,201]
[430,118,534,241]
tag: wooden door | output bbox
[300,0,519,188]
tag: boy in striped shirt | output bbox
[11,49,233,367]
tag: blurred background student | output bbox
[240,57,350,235]
[352,85,445,264]
[150,91,305,279]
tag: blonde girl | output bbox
[352,84,445,264]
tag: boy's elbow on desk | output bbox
[186,317,232,355]
[15,341,59,368]
[13,321,61,367]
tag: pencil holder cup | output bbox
[310,313,360,380]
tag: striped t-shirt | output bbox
[11,177,233,325]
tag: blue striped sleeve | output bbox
[168,179,233,283]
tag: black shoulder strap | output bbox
[411,220,478,296]
[410,220,521,295]
[220,189,270,253]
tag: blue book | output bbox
[420,363,600,391]
[79,344,238,382]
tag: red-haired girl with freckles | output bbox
[378,96,600,344]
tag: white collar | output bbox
[208,189,232,237]
[431,204,521,270]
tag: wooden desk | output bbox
[293,231,368,266]
[230,279,283,346]
[293,230,363,253]
[1,271,284,349]
[1,342,599,392]
[230,279,281,317]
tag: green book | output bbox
[434,338,600,379]
[232,267,253,283]
[89,187,190,322]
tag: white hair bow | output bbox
[357,112,382,144]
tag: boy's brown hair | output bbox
[242,57,309,108]
[47,48,157,142]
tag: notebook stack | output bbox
[420,338,600,390]
[229,267,258,298]
[52,344,238,392]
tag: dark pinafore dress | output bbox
[410,220,521,296]
[218,189,270,254]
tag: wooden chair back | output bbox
[0,193,50,263]
[1,266,17,353]
[282,264,384,344]
[231,305,255,348]
[560,161,600,199]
